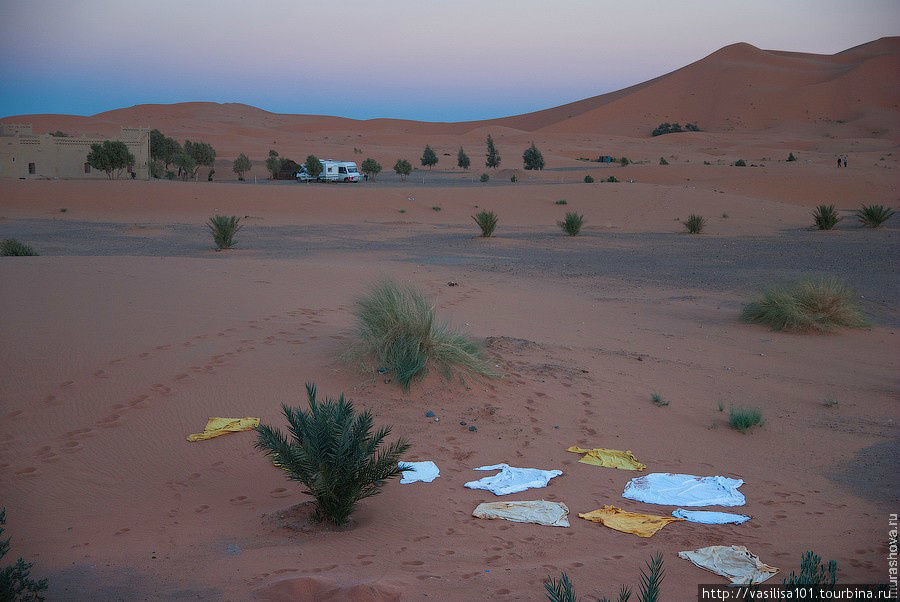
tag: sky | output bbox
[1,0,897,121]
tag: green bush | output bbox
[473,210,498,237]
[652,122,699,136]
[87,140,135,179]
[584,175,594,183]
[150,159,164,179]
[420,145,438,169]
[619,157,630,166]
[1,239,38,256]
[232,153,252,180]
[1,507,48,601]
[348,280,496,389]
[485,135,501,168]
[783,551,837,588]
[510,174,518,183]
[480,173,490,183]
[361,158,382,180]
[606,176,619,183]
[558,212,584,236]
[523,142,545,170]
[207,215,242,250]
[546,553,664,602]
[813,205,841,230]
[741,277,867,332]
[659,157,669,165]
[651,393,669,407]
[729,405,763,433]
[683,214,705,234]
[393,159,412,180]
[457,147,470,170]
[734,159,747,167]
[306,155,324,179]
[855,204,894,228]
[255,383,409,525]
[555,199,567,205]
[787,152,797,162]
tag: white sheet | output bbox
[464,463,562,495]
[679,545,778,585]
[399,461,440,484]
[672,508,750,524]
[473,500,569,527]
[623,473,745,507]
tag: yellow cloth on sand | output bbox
[579,505,683,537]
[186,417,260,441]
[566,445,646,471]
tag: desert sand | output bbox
[1,39,898,600]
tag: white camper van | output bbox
[319,160,361,182]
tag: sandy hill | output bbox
[3,37,898,148]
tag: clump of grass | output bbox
[741,277,868,332]
[651,393,669,407]
[472,210,498,237]
[729,405,763,433]
[787,152,797,162]
[659,157,669,165]
[783,551,837,588]
[584,175,594,183]
[558,212,584,236]
[510,174,518,183]
[855,204,894,228]
[734,159,747,167]
[255,383,409,525]
[207,215,242,250]
[432,206,441,211]
[813,205,841,230]
[823,398,839,408]
[682,214,705,234]
[717,401,725,412]
[348,280,496,389]
[606,175,619,183]
[479,173,490,183]
[545,553,663,602]
[0,239,38,256]
[555,199,568,205]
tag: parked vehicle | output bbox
[295,165,313,182]
[319,160,361,182]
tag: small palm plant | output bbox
[255,383,410,525]
[812,205,840,230]
[558,212,584,236]
[683,214,705,234]
[0,239,38,256]
[473,210,498,237]
[207,215,242,250]
[855,204,894,228]
[545,553,663,602]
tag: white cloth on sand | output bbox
[473,500,569,527]
[399,461,440,484]
[623,473,745,507]
[678,545,779,585]
[672,508,750,524]
[464,464,562,495]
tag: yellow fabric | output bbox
[579,505,683,537]
[186,417,260,441]
[566,445,646,471]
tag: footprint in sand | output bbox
[60,380,75,389]
[174,373,190,381]
[93,369,109,379]
[43,395,57,405]
[229,496,250,505]
[15,466,37,476]
[195,505,210,513]
[5,410,23,420]
[270,488,290,498]
[150,384,171,396]
[115,528,130,535]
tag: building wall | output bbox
[0,126,151,180]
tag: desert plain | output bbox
[1,38,898,600]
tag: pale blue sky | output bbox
[1,0,897,121]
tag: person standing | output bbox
[837,157,841,168]
[843,156,847,168]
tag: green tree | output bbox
[457,147,470,170]
[485,134,501,169]
[394,159,412,180]
[361,158,382,180]
[265,150,281,179]
[149,129,181,169]
[305,155,324,179]
[183,140,216,179]
[87,140,135,179]
[173,152,196,181]
[421,145,438,169]
[232,153,252,180]
[523,142,545,170]
[1,507,48,601]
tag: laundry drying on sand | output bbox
[464,464,562,495]
[565,445,646,470]
[623,473,745,507]
[186,417,260,441]
[473,500,569,527]
[578,504,684,537]
[678,545,779,585]
[672,508,750,524]
[399,461,440,484]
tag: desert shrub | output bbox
[1,239,38,256]
[823,398,839,408]
[619,157,630,166]
[361,158,382,180]
[683,214,705,234]
[651,393,669,407]
[510,174,518,183]
[232,153,252,180]
[485,134,501,168]
[606,176,619,183]
[652,122,682,136]
[432,206,441,211]
[305,155,324,179]
[420,145,438,169]
[558,212,584,236]
[855,204,894,228]
[545,553,663,602]
[584,175,594,183]
[393,159,412,180]
[348,280,496,389]
[812,205,841,230]
[734,159,746,167]
[207,215,242,250]
[457,147,470,170]
[255,383,409,525]
[659,157,669,165]
[729,405,763,433]
[265,150,281,178]
[703,160,711,165]
[480,173,490,183]
[685,123,700,132]
[0,507,48,601]
[523,142,545,170]
[555,199,567,205]
[783,551,837,588]
[787,152,797,162]
[473,210,498,237]
[740,277,867,332]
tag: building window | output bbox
[84,162,90,174]
[28,162,35,174]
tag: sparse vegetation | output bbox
[87,140,135,179]
[683,214,705,234]
[393,159,412,180]
[741,277,868,332]
[348,280,496,389]
[619,157,630,166]
[1,239,38,256]
[255,383,410,525]
[480,173,490,183]
[545,553,664,602]
[783,551,837,588]
[584,175,594,183]
[823,398,839,408]
[265,150,281,178]
[1,507,48,601]
[305,155,324,180]
[361,158,382,180]
[729,405,763,433]
[855,204,894,228]
[651,122,700,136]
[207,215,242,250]
[457,147,470,170]
[813,205,841,230]
[717,401,725,412]
[421,145,438,169]
[659,157,669,165]
[523,142,545,170]
[432,206,441,211]
[558,212,584,236]
[473,210,498,237]
[734,159,747,167]
[510,174,518,183]
[651,393,669,407]
[555,199,568,205]
[606,176,619,183]
[485,135,501,169]
[787,152,797,162]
